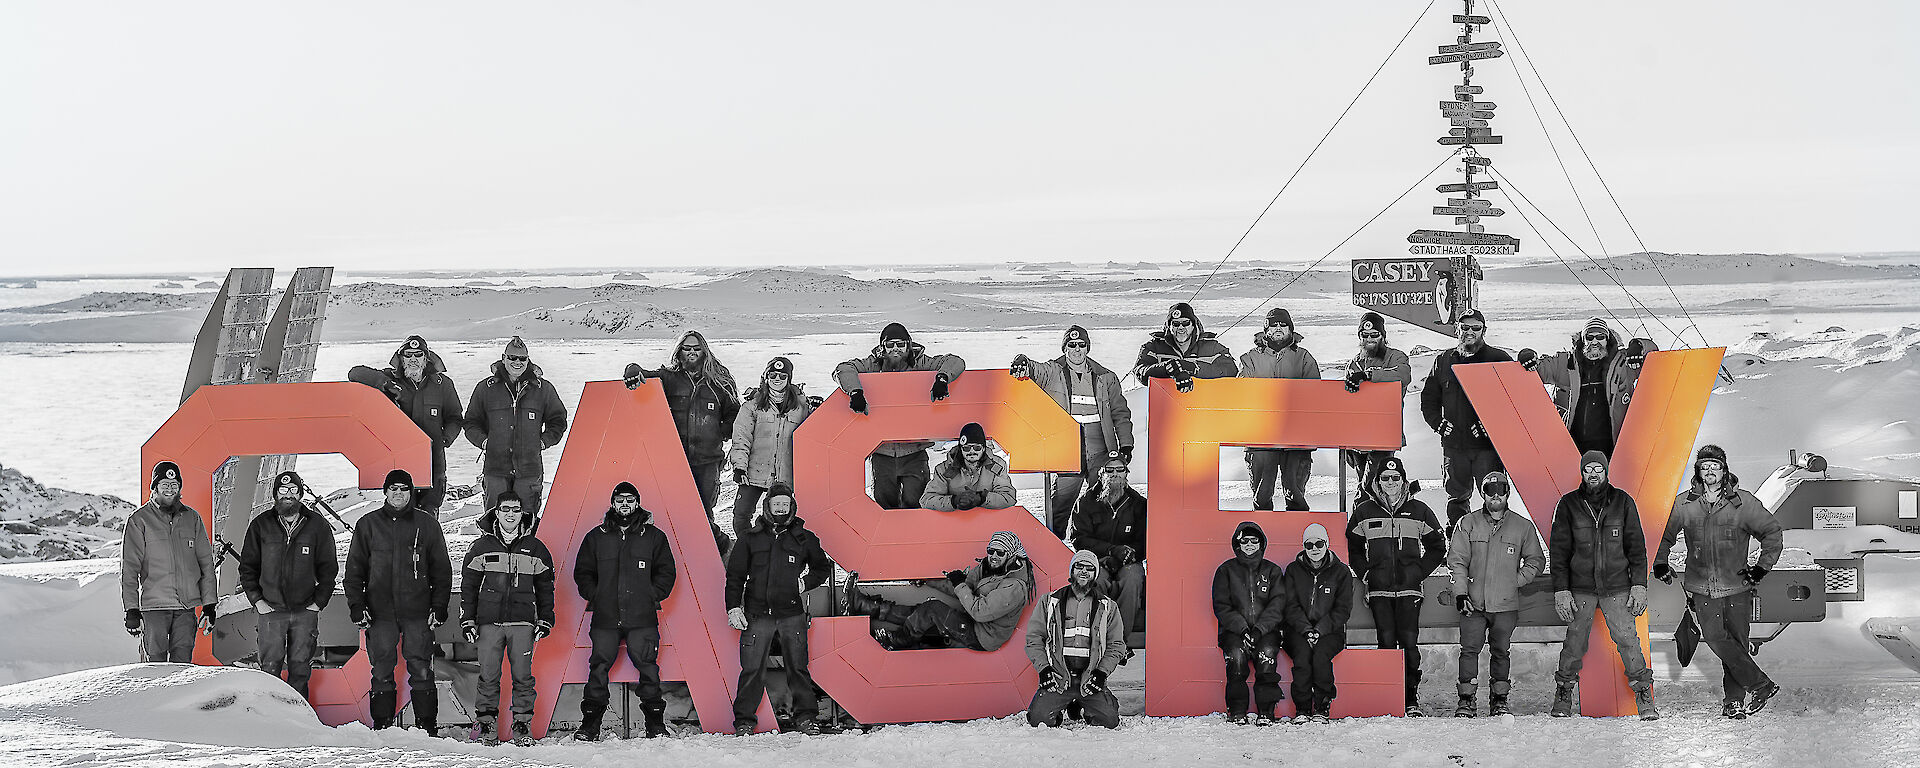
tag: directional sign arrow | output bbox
[1408,229,1520,247]
[1455,216,1481,224]
[1440,101,1497,111]
[1453,14,1492,24]
[1449,128,1498,137]
[1447,198,1494,208]
[1454,85,1485,95]
[1463,156,1493,166]
[1449,119,1491,129]
[1437,41,1503,54]
[1437,181,1499,193]
[1434,206,1505,216]
[1430,49,1506,64]
[1438,134,1504,145]
[1441,111,1497,120]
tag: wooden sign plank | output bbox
[1437,181,1499,193]
[1449,128,1497,137]
[1448,198,1494,208]
[1433,206,1505,216]
[1454,14,1492,24]
[1409,243,1517,256]
[1437,41,1502,54]
[1463,156,1493,166]
[1438,134,1504,145]
[1430,49,1506,64]
[1467,224,1486,234]
[1407,229,1519,247]
[1449,119,1491,129]
[1455,216,1481,224]
[1439,100,1497,110]
[1454,85,1484,94]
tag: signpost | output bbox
[1438,134,1504,145]
[1432,206,1504,217]
[1429,49,1505,64]
[1437,181,1499,193]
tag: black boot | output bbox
[642,700,669,738]
[1489,680,1512,716]
[575,701,605,742]
[370,690,398,730]
[413,689,441,737]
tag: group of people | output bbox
[115,305,1790,741]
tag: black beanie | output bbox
[881,323,912,343]
[271,471,305,496]
[1359,312,1386,335]
[1374,456,1408,480]
[1457,309,1486,325]
[959,422,987,447]
[1265,308,1294,327]
[762,483,797,515]
[151,461,181,490]
[765,356,795,378]
[402,335,428,354]
[1062,325,1091,350]
[611,481,640,502]
[1167,302,1198,324]
[383,469,414,490]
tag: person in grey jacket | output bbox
[727,356,814,538]
[1342,312,1413,499]
[834,323,967,509]
[1446,471,1544,717]
[121,461,217,663]
[1010,325,1136,538]
[1238,308,1322,511]
[1653,445,1785,719]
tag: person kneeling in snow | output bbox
[920,422,1017,511]
[1025,550,1128,728]
[461,492,555,746]
[1212,522,1287,725]
[1280,523,1353,724]
[843,531,1036,652]
[572,482,677,741]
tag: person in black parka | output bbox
[1279,523,1354,723]
[572,482,678,740]
[725,484,834,735]
[349,335,464,511]
[459,491,554,745]
[1211,521,1287,724]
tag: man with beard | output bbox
[843,531,1036,653]
[343,469,453,733]
[726,484,834,735]
[621,331,741,543]
[1446,471,1543,717]
[921,423,1017,512]
[1654,445,1784,719]
[1549,451,1655,720]
[466,336,570,518]
[1133,302,1237,393]
[121,461,218,663]
[461,492,555,746]
[1010,325,1136,539]
[237,471,339,701]
[1024,550,1128,729]
[1344,456,1445,716]
[572,482,677,741]
[1072,457,1147,635]
[1279,522,1353,724]
[1212,522,1286,725]
[350,336,464,511]
[1341,312,1412,498]
[1238,308,1322,511]
[1420,311,1513,532]
[834,323,967,509]
[1521,317,1656,458]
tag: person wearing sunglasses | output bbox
[1025,549,1127,729]
[832,322,967,509]
[1445,471,1543,717]
[1071,456,1147,635]
[1009,325,1136,539]
[1343,456,1445,716]
[726,356,814,544]
[1133,302,1237,393]
[349,335,464,512]
[465,336,569,518]
[1279,522,1353,724]
[1548,450,1656,720]
[1419,310,1514,534]
[1211,521,1288,725]
[726,484,835,735]
[1341,312,1412,503]
[921,422,1017,512]
[621,331,741,551]
[1517,316,1658,459]
[1238,307,1323,511]
[237,470,338,703]
[843,531,1036,654]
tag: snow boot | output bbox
[1550,679,1576,718]
[1746,682,1780,714]
[801,719,822,736]
[1454,683,1477,718]
[734,722,754,737]
[1488,680,1512,716]
[412,691,441,737]
[1311,705,1331,724]
[1405,704,1425,717]
[574,702,605,742]
[370,690,398,730]
[1066,700,1083,722]
[1227,712,1249,725]
[1255,713,1276,727]
[471,712,498,745]
[1633,681,1659,721]
[642,700,669,738]
[1284,495,1310,511]
[1722,701,1748,720]
[510,721,534,747]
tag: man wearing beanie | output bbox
[726,483,835,735]
[1025,548,1126,729]
[349,335,464,511]
[1446,470,1543,717]
[832,322,967,509]
[1548,450,1655,720]
[1342,312,1412,498]
[120,460,219,663]
[572,482,676,740]
[1211,522,1287,725]
[343,468,453,732]
[237,470,339,700]
[921,422,1017,512]
[1072,455,1148,636]
[1519,317,1658,458]
[845,531,1036,654]
[1133,302,1237,393]
[1654,445,1784,719]
[466,335,570,518]
[1421,309,1514,533]
[621,330,741,550]
[1010,325,1136,539]
[1280,522,1353,724]
[1238,307,1322,511]
[1344,455,1445,716]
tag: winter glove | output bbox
[254,599,274,615]
[1009,354,1032,379]
[1517,348,1539,371]
[1470,422,1485,439]
[806,394,825,409]
[1627,585,1648,616]
[200,604,218,635]
[1456,595,1477,614]
[306,603,322,612]
[1652,562,1674,584]
[125,609,142,636]
[1554,590,1575,623]
[354,609,373,629]
[1117,445,1134,465]
[727,607,749,631]
[382,381,406,403]
[1039,666,1067,693]
[930,374,950,402]
[1174,373,1195,393]
[1343,366,1368,393]
[847,389,869,415]
[1305,630,1320,646]
[1739,566,1767,585]
[1111,545,1137,565]
[945,570,969,587]
[622,363,646,390]
[952,491,983,510]
[429,607,448,629]
[1439,418,1454,437]
[462,620,479,643]
[534,620,552,642]
[1086,669,1109,694]
[1240,632,1257,654]
[734,468,747,484]
[1625,339,1649,369]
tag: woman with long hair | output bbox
[727,356,814,537]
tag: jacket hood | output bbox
[490,359,546,382]
[1231,521,1268,563]
[600,504,653,531]
[1292,547,1345,571]
[480,505,539,539]
[1253,331,1305,351]
[865,339,931,367]
[1148,329,1222,347]
[1568,324,1623,360]
[386,336,447,379]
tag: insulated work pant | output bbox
[1028,682,1120,728]
[1441,446,1503,533]
[476,624,538,723]
[1555,591,1651,686]
[1222,631,1284,717]
[140,608,197,663]
[1369,595,1423,707]
[257,608,320,699]
[585,626,662,709]
[735,614,817,729]
[1104,563,1145,635]
[889,600,983,651]
[366,615,436,695]
[1458,609,1518,686]
[869,452,930,510]
[1694,590,1773,704]
[1286,631,1343,714]
[1246,449,1313,510]
[481,474,544,519]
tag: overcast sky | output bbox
[2,1,1915,276]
